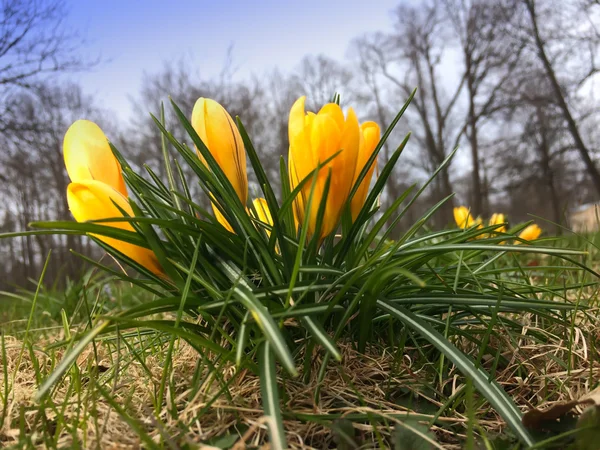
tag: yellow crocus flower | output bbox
[66,180,163,276]
[517,224,542,243]
[350,121,381,221]
[191,98,248,231]
[63,120,163,276]
[489,213,506,233]
[63,120,128,196]
[454,206,478,229]
[288,96,360,240]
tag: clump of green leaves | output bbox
[4,92,597,449]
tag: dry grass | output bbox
[2,301,599,450]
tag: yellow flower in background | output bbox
[288,96,360,240]
[517,224,542,243]
[66,181,163,276]
[350,121,381,221]
[64,121,163,276]
[63,120,128,196]
[191,98,248,231]
[454,206,478,229]
[251,198,273,236]
[489,213,506,233]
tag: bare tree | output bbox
[292,54,356,109]
[358,1,465,224]
[520,0,600,197]
[443,0,523,216]
[0,82,105,289]
[349,35,420,231]
[0,0,91,130]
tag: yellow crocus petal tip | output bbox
[453,206,474,229]
[518,224,542,242]
[63,120,127,197]
[489,213,505,226]
[489,213,507,233]
[289,96,307,142]
[318,102,345,130]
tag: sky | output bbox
[66,0,400,121]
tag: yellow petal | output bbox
[289,96,307,143]
[489,213,506,233]
[321,106,359,236]
[211,202,234,232]
[454,206,475,229]
[517,224,542,242]
[310,113,342,162]
[250,198,275,239]
[489,213,502,226]
[191,98,248,205]
[288,152,305,232]
[63,120,127,196]
[351,121,381,221]
[67,180,163,276]
[318,103,345,130]
[252,198,273,227]
[310,114,343,238]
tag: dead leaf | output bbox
[522,386,600,430]
[579,386,600,406]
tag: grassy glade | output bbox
[1,91,599,449]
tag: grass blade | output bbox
[259,341,288,450]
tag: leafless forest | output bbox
[1,0,600,290]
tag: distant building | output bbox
[569,203,600,233]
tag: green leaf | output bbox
[35,320,111,401]
[301,316,342,361]
[393,420,437,450]
[376,299,535,446]
[331,419,359,450]
[576,406,600,450]
[259,342,288,450]
[234,284,297,377]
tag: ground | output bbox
[1,296,598,449]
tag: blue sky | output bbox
[66,0,400,120]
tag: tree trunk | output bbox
[438,158,455,227]
[525,0,600,197]
[536,108,562,232]
[466,50,483,216]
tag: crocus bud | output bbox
[63,120,127,196]
[288,96,360,240]
[67,180,163,276]
[489,213,506,233]
[454,206,478,229]
[517,224,542,243]
[191,98,248,231]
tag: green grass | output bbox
[0,238,598,448]
[1,93,599,449]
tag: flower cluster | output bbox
[453,206,542,242]
[63,97,380,271]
